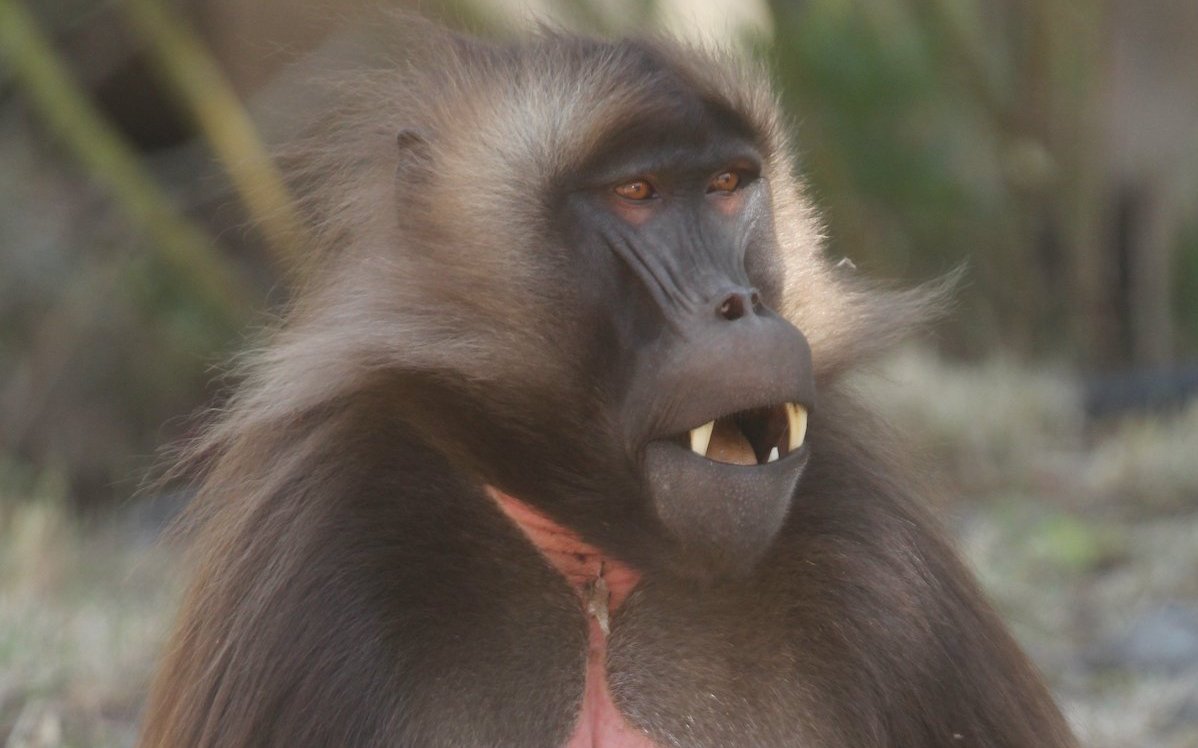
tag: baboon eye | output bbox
[614,179,656,201]
[709,171,741,193]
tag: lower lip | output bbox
[641,440,810,577]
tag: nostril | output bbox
[718,292,748,321]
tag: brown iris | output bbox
[614,179,655,201]
[709,171,740,193]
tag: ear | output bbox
[396,128,427,152]
[395,128,433,186]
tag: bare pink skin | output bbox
[488,488,658,747]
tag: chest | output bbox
[487,488,815,748]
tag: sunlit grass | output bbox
[855,350,1198,748]
[0,470,179,748]
[854,347,1198,514]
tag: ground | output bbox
[2,350,1196,747]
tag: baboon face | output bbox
[556,94,814,578]
[394,44,815,580]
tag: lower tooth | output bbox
[767,446,779,463]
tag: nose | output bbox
[716,288,762,321]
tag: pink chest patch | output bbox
[488,488,659,748]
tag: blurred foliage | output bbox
[1177,221,1198,344]
[0,0,253,319]
[768,0,1197,366]
[769,0,1089,356]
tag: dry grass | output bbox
[854,349,1198,748]
[854,348,1198,513]
[0,477,179,748]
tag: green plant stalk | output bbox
[121,0,305,273]
[0,0,252,322]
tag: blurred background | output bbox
[1,0,1196,745]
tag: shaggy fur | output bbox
[140,19,1076,748]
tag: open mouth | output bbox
[673,403,808,466]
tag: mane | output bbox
[168,16,952,523]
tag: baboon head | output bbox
[269,30,926,580]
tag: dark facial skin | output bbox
[553,98,814,579]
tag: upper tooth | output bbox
[767,446,779,463]
[690,420,715,456]
[787,404,808,451]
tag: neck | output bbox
[487,487,642,615]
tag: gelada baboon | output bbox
[141,18,1077,748]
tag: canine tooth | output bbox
[690,420,715,456]
[787,404,808,451]
[767,446,779,463]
